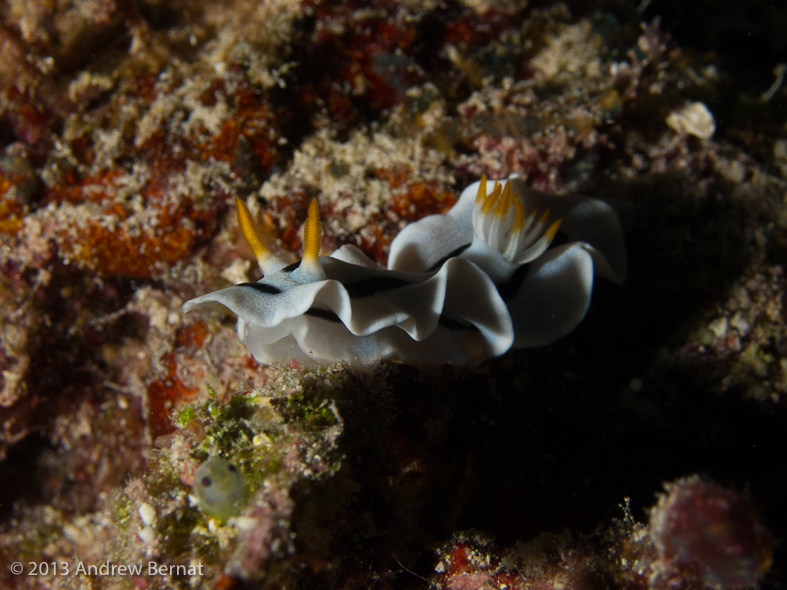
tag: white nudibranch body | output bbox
[183,175,627,366]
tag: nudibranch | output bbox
[182,175,626,366]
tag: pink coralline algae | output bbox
[649,475,772,590]
[429,477,773,590]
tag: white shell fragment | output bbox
[665,101,716,140]
[183,175,627,366]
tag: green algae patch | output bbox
[201,394,260,457]
[100,364,361,584]
[110,489,135,532]
[284,386,339,431]
[176,405,197,427]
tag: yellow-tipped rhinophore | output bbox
[290,197,326,283]
[236,197,274,270]
[302,198,323,265]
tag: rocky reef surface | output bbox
[0,0,785,588]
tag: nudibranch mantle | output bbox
[183,174,626,366]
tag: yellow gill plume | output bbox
[473,175,500,239]
[471,176,563,264]
[507,206,563,263]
